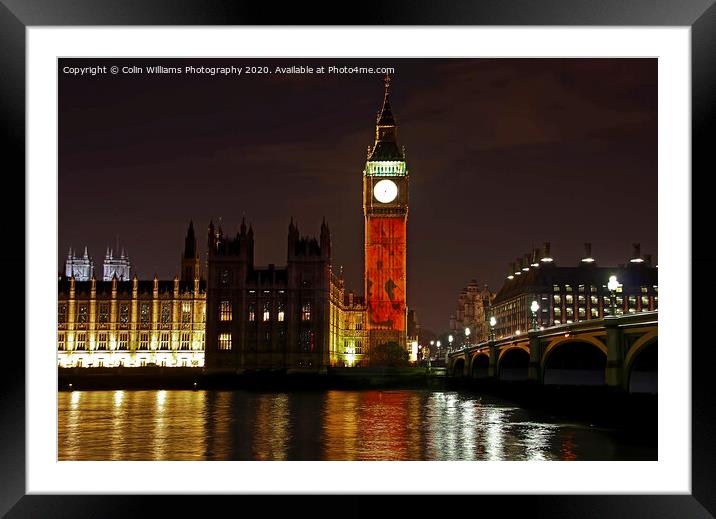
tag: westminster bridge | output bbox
[447,311,658,393]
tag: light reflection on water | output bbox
[57,389,649,461]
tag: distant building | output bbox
[449,280,495,344]
[103,247,131,281]
[64,246,94,281]
[490,242,658,339]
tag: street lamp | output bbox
[607,275,620,316]
[448,334,454,352]
[489,316,497,341]
[464,327,471,349]
[436,340,442,359]
[530,300,540,330]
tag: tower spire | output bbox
[369,74,402,161]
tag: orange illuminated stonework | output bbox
[365,217,406,331]
[362,75,409,352]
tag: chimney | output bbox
[581,242,595,263]
[630,243,644,263]
[531,248,541,267]
[522,253,531,271]
[515,257,523,275]
[541,242,553,263]
[508,262,515,279]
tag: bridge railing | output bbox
[447,311,658,358]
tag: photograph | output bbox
[56,57,659,462]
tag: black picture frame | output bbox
[3,1,713,516]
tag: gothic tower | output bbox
[363,74,409,351]
[181,221,201,282]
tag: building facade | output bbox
[490,243,658,340]
[449,280,495,344]
[58,224,206,368]
[204,218,372,371]
[204,218,334,371]
[363,75,409,350]
[57,276,206,368]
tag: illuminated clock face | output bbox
[373,179,398,203]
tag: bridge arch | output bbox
[470,352,490,379]
[626,333,657,394]
[452,357,466,378]
[497,346,529,382]
[542,338,607,386]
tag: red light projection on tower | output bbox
[365,217,406,331]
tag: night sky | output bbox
[59,58,657,333]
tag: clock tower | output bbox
[363,75,409,353]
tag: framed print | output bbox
[3,0,715,516]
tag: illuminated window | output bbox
[565,285,572,292]
[591,307,599,318]
[591,295,598,305]
[58,333,66,351]
[277,302,285,322]
[302,302,312,321]
[77,304,88,323]
[160,303,171,324]
[641,296,650,308]
[140,303,151,323]
[628,296,637,308]
[565,295,573,304]
[554,319,561,325]
[119,303,130,324]
[159,332,170,350]
[218,333,232,351]
[58,304,68,323]
[554,308,562,317]
[590,285,597,293]
[220,300,232,321]
[181,332,191,350]
[553,285,560,292]
[566,307,574,317]
[98,303,109,323]
[248,302,256,322]
[263,301,271,322]
[578,307,586,317]
[139,333,149,350]
[75,333,87,350]
[578,295,585,304]
[654,296,658,309]
[356,321,363,330]
[641,287,648,293]
[355,340,363,355]
[181,302,191,323]
[553,295,561,304]
[578,285,585,293]
[118,332,129,350]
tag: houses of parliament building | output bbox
[58,76,412,371]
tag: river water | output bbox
[57,389,655,461]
